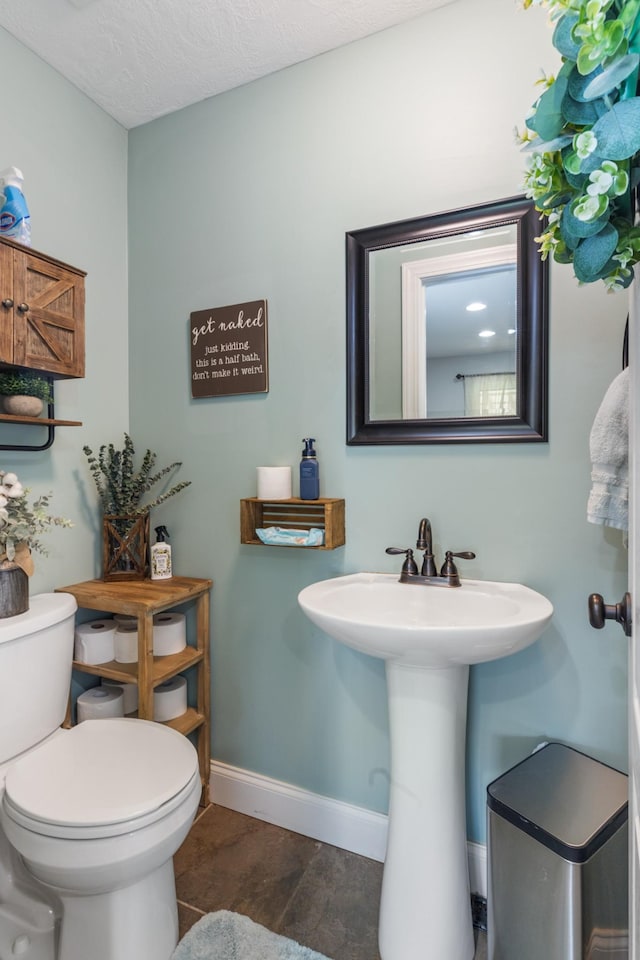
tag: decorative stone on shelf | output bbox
[2,395,44,417]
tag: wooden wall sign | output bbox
[190,300,268,398]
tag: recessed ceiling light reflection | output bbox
[508,328,516,335]
[466,301,487,312]
[478,330,496,338]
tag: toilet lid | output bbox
[4,718,198,828]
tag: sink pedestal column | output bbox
[379,662,474,960]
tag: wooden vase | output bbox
[102,513,150,581]
[0,561,29,618]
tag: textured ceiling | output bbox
[0,0,458,129]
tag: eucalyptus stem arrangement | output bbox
[83,434,191,517]
[521,0,640,289]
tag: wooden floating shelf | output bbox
[240,497,345,550]
[0,413,82,426]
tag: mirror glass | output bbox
[347,197,548,444]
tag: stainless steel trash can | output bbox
[487,742,628,960]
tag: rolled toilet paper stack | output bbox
[77,686,124,722]
[74,619,117,665]
[153,675,188,722]
[153,612,187,656]
[101,678,139,715]
[114,621,138,663]
[256,466,292,500]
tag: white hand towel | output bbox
[587,367,629,531]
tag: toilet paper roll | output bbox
[101,678,139,715]
[256,466,292,500]
[77,686,124,722]
[74,619,116,665]
[153,675,188,722]
[152,612,187,656]
[114,622,138,663]
[113,614,137,626]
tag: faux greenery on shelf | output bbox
[83,433,191,517]
[521,0,640,289]
[0,371,53,403]
[0,470,72,574]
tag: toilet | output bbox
[0,593,201,960]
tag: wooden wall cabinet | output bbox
[56,576,212,804]
[0,235,85,379]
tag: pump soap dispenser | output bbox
[300,438,319,500]
[150,526,172,580]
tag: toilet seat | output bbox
[3,718,199,840]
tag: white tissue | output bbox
[114,622,138,663]
[74,619,116,665]
[101,678,139,715]
[77,686,124,722]
[153,675,188,721]
[256,466,292,500]
[153,611,187,656]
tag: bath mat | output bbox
[172,910,332,960]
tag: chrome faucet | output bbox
[386,517,475,587]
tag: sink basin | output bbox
[298,572,553,667]
[298,571,553,960]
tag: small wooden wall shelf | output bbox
[56,576,212,805]
[240,497,345,550]
[0,413,82,426]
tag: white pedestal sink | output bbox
[298,573,553,960]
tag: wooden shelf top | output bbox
[57,575,213,615]
[0,413,82,426]
[241,497,343,505]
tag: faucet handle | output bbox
[440,551,476,579]
[385,547,419,576]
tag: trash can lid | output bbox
[487,742,628,863]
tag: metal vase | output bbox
[0,562,29,618]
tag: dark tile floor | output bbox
[174,803,488,959]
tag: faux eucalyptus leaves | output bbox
[522,0,640,289]
[83,434,191,517]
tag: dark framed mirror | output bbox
[346,196,548,444]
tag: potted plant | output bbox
[83,433,191,581]
[521,0,640,290]
[0,371,53,418]
[0,470,72,617]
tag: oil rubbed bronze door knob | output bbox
[588,592,632,637]
[1,298,13,308]
[16,302,29,313]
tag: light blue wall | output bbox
[0,27,129,590]
[128,0,629,843]
[2,0,629,849]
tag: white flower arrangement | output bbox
[0,470,72,575]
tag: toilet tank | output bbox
[0,593,77,764]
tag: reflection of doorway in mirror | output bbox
[401,243,517,419]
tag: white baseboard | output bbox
[210,760,487,898]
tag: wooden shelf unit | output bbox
[56,576,212,804]
[240,497,345,550]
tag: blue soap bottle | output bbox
[300,438,319,500]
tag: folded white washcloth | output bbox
[587,367,629,531]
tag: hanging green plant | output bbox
[521,0,640,290]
